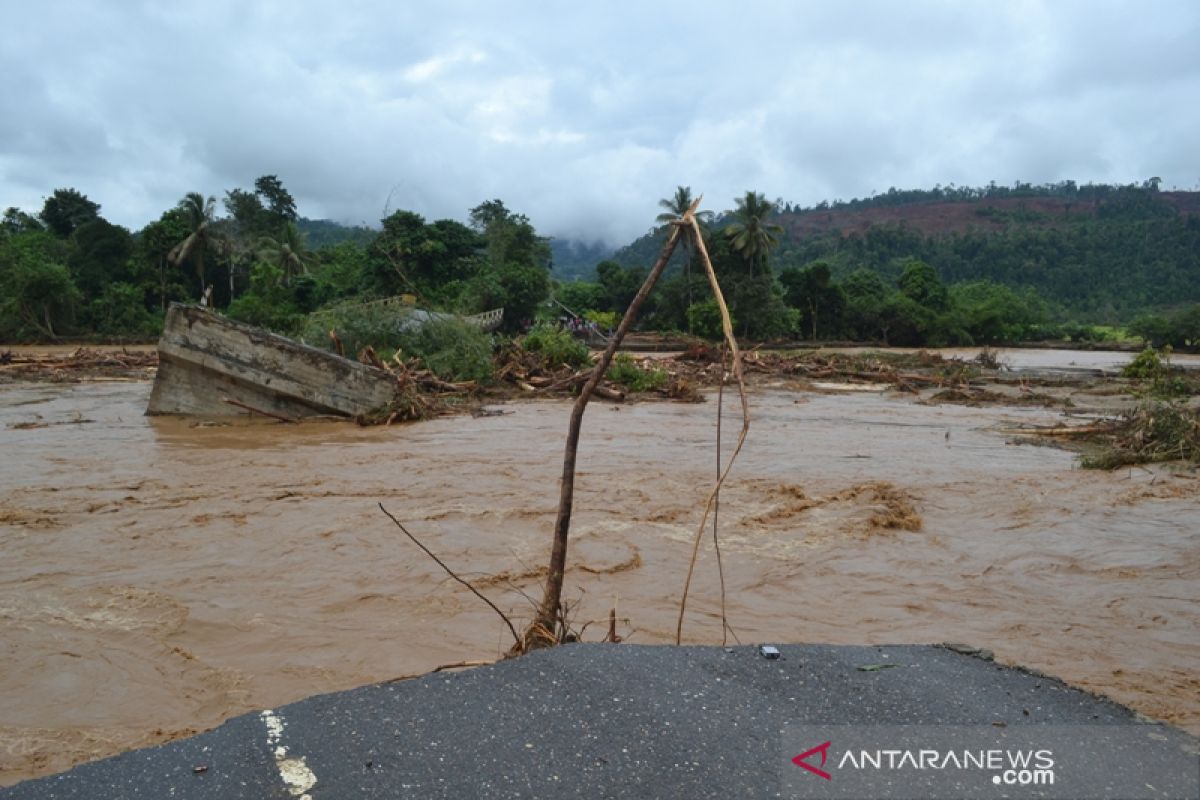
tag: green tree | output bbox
[780,261,847,340]
[254,175,297,226]
[897,259,949,311]
[467,199,551,329]
[138,209,194,312]
[258,221,318,286]
[0,232,80,338]
[950,281,1044,343]
[842,269,890,341]
[724,190,783,278]
[168,193,219,296]
[595,260,648,313]
[224,188,269,238]
[2,207,44,236]
[67,218,135,298]
[656,185,713,330]
[39,188,100,238]
[555,280,606,315]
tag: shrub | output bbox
[521,323,590,367]
[300,305,495,383]
[686,299,735,341]
[397,317,495,383]
[1122,347,1189,399]
[300,304,416,355]
[607,352,668,392]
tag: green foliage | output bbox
[897,259,949,311]
[686,298,733,340]
[3,207,44,236]
[300,303,407,354]
[521,323,590,367]
[258,222,318,285]
[168,192,219,295]
[0,232,80,339]
[253,175,297,225]
[300,304,494,383]
[67,218,135,297]
[1121,347,1190,399]
[86,283,161,337]
[555,280,606,314]
[584,310,618,330]
[595,260,647,313]
[780,261,847,340]
[949,281,1045,343]
[1129,305,1200,349]
[39,188,100,238]
[724,190,783,276]
[606,353,667,392]
[226,263,303,333]
[397,318,495,383]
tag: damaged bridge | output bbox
[147,303,398,419]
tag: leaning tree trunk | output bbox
[524,205,697,649]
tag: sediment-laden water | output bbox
[0,369,1196,784]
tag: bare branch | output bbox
[378,503,522,649]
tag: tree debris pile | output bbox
[1080,403,1200,469]
[0,347,158,383]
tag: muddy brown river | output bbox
[1,371,1198,785]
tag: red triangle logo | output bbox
[792,740,832,780]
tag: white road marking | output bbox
[260,709,318,799]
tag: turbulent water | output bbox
[1,370,1197,784]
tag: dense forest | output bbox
[2,178,1198,349]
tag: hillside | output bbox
[599,184,1200,320]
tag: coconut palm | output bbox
[655,185,713,226]
[168,192,218,295]
[725,190,783,278]
[257,221,317,286]
[656,186,714,331]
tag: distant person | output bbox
[200,284,214,309]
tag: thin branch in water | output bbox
[676,215,751,645]
[713,342,728,647]
[378,503,522,649]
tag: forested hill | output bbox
[604,182,1200,320]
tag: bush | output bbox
[300,304,415,354]
[300,305,495,383]
[1122,347,1189,399]
[686,299,734,341]
[607,352,668,392]
[521,323,590,367]
[397,317,495,383]
[87,283,161,337]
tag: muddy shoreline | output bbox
[1,351,1197,786]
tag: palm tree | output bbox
[655,185,714,227]
[168,193,218,295]
[656,186,713,331]
[258,221,317,286]
[724,190,783,278]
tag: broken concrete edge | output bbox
[146,304,400,419]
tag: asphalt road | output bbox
[5,644,1197,799]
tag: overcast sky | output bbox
[2,1,1197,244]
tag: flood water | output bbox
[1,370,1198,784]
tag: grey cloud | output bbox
[2,0,1197,243]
